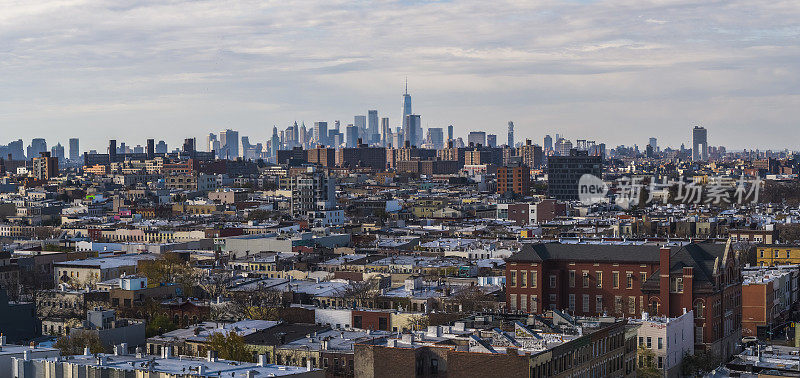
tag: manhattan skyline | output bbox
[1,0,799,150]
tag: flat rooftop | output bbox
[28,353,318,377]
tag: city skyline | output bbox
[1,1,798,150]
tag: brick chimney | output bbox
[681,266,693,313]
[659,247,671,316]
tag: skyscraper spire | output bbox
[404,76,408,95]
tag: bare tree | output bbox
[336,279,380,308]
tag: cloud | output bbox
[0,0,798,150]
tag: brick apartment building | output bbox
[505,242,743,359]
[741,266,798,339]
[497,163,531,196]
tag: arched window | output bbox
[693,299,705,318]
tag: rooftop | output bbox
[25,353,318,377]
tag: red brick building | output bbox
[505,242,742,359]
[352,309,391,331]
[497,164,531,196]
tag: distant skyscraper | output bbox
[401,79,415,144]
[147,139,155,159]
[0,139,25,160]
[68,138,80,161]
[467,131,486,147]
[207,133,218,152]
[428,127,444,150]
[507,121,514,147]
[219,129,239,159]
[381,117,391,147]
[487,134,497,148]
[155,141,168,154]
[447,125,454,141]
[354,115,367,137]
[51,143,65,162]
[314,122,328,147]
[271,127,280,161]
[648,137,658,152]
[346,125,359,148]
[367,110,379,144]
[544,135,553,152]
[555,138,573,156]
[402,79,412,127]
[405,115,420,147]
[27,138,47,160]
[691,126,708,161]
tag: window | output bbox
[670,277,684,293]
[615,296,622,313]
[612,272,619,288]
[521,271,527,288]
[569,270,576,288]
[657,356,663,369]
[596,295,603,312]
[583,294,590,312]
[638,336,643,347]
[646,337,652,348]
[510,294,517,310]
[531,295,538,313]
[583,271,589,288]
[596,271,603,288]
[531,271,537,288]
[354,315,362,329]
[510,270,517,287]
[628,296,636,314]
[569,294,575,311]
[640,272,647,284]
[626,273,633,289]
[658,337,663,349]
[520,295,527,312]
[549,275,557,288]
[695,327,704,343]
[694,301,705,318]
[549,293,556,303]
[431,359,439,375]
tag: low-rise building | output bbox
[629,310,695,378]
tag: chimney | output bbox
[681,266,693,312]
[659,247,671,316]
[0,334,6,346]
[258,354,267,367]
[163,346,172,359]
[207,350,217,362]
[84,347,91,356]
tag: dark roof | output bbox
[506,243,664,263]
[244,322,330,346]
[507,242,727,288]
[641,243,726,290]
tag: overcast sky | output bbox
[1,0,799,152]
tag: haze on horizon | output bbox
[1,0,799,152]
